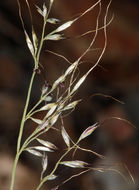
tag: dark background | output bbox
[0,0,139,190]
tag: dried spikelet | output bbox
[32,28,38,53]
[26,148,42,157]
[36,5,44,16]
[37,138,58,150]
[54,20,75,33]
[60,160,88,168]
[40,103,57,111]
[30,117,43,125]
[43,3,47,18]
[45,104,57,118]
[47,18,60,24]
[44,34,65,41]
[42,154,48,173]
[61,126,70,147]
[25,31,34,56]
[79,123,98,141]
[47,174,57,180]
[33,146,54,152]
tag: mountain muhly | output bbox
[9,0,135,190]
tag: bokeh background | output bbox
[0,0,139,189]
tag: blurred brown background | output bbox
[0,0,139,190]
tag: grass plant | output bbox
[9,0,134,190]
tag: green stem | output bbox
[17,71,36,152]
[10,153,20,190]
[36,19,46,63]
[10,70,36,190]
